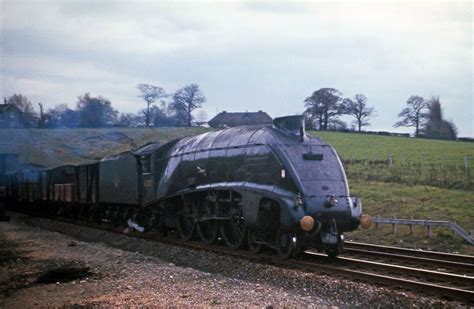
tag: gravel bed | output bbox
[0,213,460,307]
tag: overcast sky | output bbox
[1,1,472,136]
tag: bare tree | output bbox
[137,83,166,127]
[343,94,376,132]
[47,104,78,128]
[170,84,206,127]
[38,103,46,128]
[76,93,118,127]
[304,88,344,130]
[6,94,37,127]
[394,95,428,136]
[423,96,458,140]
[117,113,142,127]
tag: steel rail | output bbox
[286,257,474,304]
[342,247,474,273]
[345,241,474,264]
[304,251,474,288]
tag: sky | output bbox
[1,0,472,136]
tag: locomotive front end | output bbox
[285,146,369,254]
[273,116,371,256]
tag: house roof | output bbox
[208,111,272,128]
[0,104,22,113]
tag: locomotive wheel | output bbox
[149,208,166,234]
[112,209,124,226]
[220,204,246,249]
[197,220,219,244]
[276,229,296,259]
[325,247,339,258]
[247,229,262,253]
[177,202,197,241]
[197,200,219,244]
[88,205,102,223]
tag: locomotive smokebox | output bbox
[273,115,306,141]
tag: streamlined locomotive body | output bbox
[146,115,366,257]
[3,115,370,258]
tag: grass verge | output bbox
[346,180,474,254]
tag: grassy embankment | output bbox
[0,127,207,167]
[2,128,473,253]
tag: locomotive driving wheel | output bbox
[196,201,219,244]
[220,203,246,249]
[176,201,197,241]
[276,228,296,259]
[247,229,262,253]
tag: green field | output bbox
[2,127,473,253]
[312,131,474,165]
[311,131,474,190]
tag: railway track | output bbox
[342,242,474,276]
[301,251,474,302]
[345,241,474,265]
[12,212,474,304]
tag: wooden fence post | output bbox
[465,155,469,181]
[392,216,397,236]
[441,155,446,184]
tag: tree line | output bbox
[3,85,460,140]
[303,88,459,140]
[4,83,206,129]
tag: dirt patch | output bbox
[84,132,136,146]
[36,264,91,284]
[0,229,95,305]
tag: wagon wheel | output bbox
[176,201,197,241]
[220,203,246,249]
[247,229,262,254]
[78,204,90,220]
[276,228,296,259]
[197,201,219,244]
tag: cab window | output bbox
[141,155,151,174]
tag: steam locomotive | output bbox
[2,115,371,258]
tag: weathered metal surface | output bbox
[76,163,99,204]
[99,153,139,205]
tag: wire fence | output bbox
[342,155,472,190]
[372,216,474,245]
